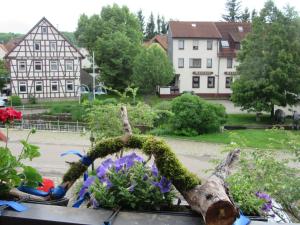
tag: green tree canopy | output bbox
[231,1,300,117]
[132,45,174,94]
[75,4,143,90]
[222,0,242,22]
[0,60,9,90]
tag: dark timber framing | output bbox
[5,17,84,99]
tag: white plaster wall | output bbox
[172,38,219,94]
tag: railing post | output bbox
[58,120,60,131]
[76,121,79,132]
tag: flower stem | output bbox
[5,125,9,149]
[17,129,33,162]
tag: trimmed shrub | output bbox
[170,94,227,135]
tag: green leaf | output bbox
[20,140,41,161]
[21,166,42,188]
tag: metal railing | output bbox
[1,120,86,133]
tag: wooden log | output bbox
[183,149,240,225]
[9,188,47,202]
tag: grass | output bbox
[163,129,300,150]
[226,114,293,126]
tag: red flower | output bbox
[0,108,22,123]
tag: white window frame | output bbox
[34,61,42,71]
[189,58,201,68]
[178,40,184,50]
[227,58,233,68]
[65,60,73,71]
[34,41,41,51]
[19,81,27,93]
[207,58,212,68]
[66,80,74,92]
[18,61,26,72]
[51,81,59,92]
[207,40,213,50]
[192,76,200,88]
[50,41,57,51]
[35,81,43,93]
[178,58,184,68]
[193,40,198,50]
[221,40,230,48]
[50,61,58,71]
[226,77,233,88]
[207,76,215,88]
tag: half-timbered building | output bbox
[5,17,84,100]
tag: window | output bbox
[226,77,233,88]
[19,81,27,93]
[192,76,200,88]
[41,26,47,34]
[193,40,198,50]
[35,81,43,93]
[207,58,212,68]
[18,61,26,72]
[178,58,184,68]
[65,60,73,71]
[207,76,215,88]
[51,81,59,92]
[50,61,58,71]
[207,40,213,50]
[227,58,233,68]
[189,58,201,68]
[238,26,244,32]
[34,41,41,51]
[34,61,42,71]
[178,40,184,50]
[50,41,57,51]
[66,80,74,92]
[221,40,229,48]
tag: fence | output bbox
[0,120,87,133]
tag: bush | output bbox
[153,101,172,111]
[170,94,227,135]
[227,150,300,221]
[101,98,118,105]
[9,95,22,106]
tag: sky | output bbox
[1,0,300,33]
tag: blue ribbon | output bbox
[0,201,27,212]
[72,192,90,208]
[17,186,50,197]
[61,150,92,167]
[50,185,66,199]
[233,212,250,225]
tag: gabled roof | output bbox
[144,34,168,50]
[214,22,251,42]
[169,21,222,39]
[5,17,84,59]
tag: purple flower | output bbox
[91,198,99,208]
[128,184,136,192]
[78,176,96,198]
[152,176,172,193]
[256,192,272,212]
[143,175,148,181]
[97,158,113,178]
[115,153,144,172]
[151,163,158,177]
[99,177,113,189]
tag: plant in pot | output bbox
[0,107,42,199]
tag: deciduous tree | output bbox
[132,45,174,94]
[0,60,8,91]
[231,1,300,118]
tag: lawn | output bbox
[226,114,293,126]
[164,129,300,150]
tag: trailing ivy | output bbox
[62,135,201,194]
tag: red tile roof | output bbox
[4,37,23,52]
[169,21,222,39]
[144,34,168,50]
[214,22,251,42]
[0,44,7,53]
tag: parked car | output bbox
[0,96,8,107]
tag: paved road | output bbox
[3,129,225,180]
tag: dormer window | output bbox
[238,26,244,32]
[191,23,196,27]
[221,40,229,48]
[34,41,41,51]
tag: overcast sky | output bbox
[1,0,300,33]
